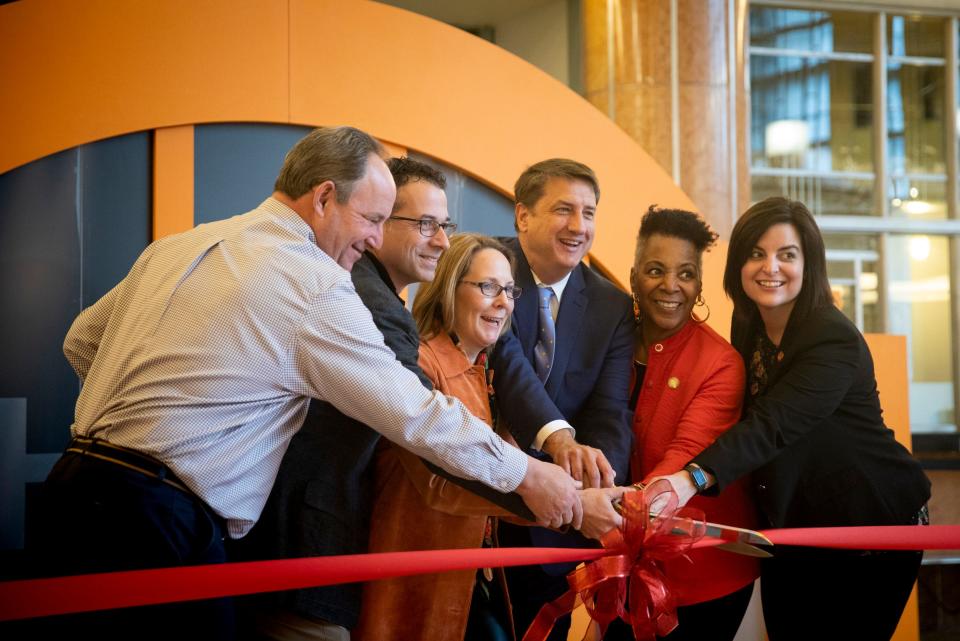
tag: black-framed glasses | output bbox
[389,216,458,238]
[461,280,523,300]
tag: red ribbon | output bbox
[0,521,957,624]
[522,480,707,641]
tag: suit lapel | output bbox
[546,264,586,395]
[510,239,540,359]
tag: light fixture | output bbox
[765,120,810,157]
[901,199,934,216]
[909,235,931,261]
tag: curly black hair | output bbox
[636,205,718,255]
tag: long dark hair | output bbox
[724,197,832,331]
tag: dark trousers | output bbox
[21,449,234,641]
[497,521,576,641]
[503,561,571,641]
[604,581,754,641]
[761,546,922,641]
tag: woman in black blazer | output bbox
[659,197,930,641]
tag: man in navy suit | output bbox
[492,159,634,641]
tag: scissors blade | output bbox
[607,500,773,548]
[714,541,773,558]
[703,521,773,547]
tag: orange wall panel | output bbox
[0,0,288,174]
[153,126,195,240]
[863,333,917,641]
[1,0,698,287]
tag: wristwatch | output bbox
[684,463,709,493]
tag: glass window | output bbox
[751,57,874,172]
[889,177,948,220]
[750,7,873,54]
[887,63,946,176]
[824,233,882,333]
[752,173,874,217]
[888,15,945,58]
[887,234,956,431]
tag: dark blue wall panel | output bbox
[407,151,515,237]
[0,133,150,453]
[194,126,516,234]
[80,134,151,305]
[457,178,515,236]
[194,123,313,224]
[0,149,83,452]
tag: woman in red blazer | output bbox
[607,206,759,641]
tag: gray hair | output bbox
[274,126,386,202]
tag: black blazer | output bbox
[695,304,930,529]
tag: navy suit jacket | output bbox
[492,237,634,569]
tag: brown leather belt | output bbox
[66,436,190,494]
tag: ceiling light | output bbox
[765,120,810,157]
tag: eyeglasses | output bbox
[461,280,523,300]
[389,216,458,238]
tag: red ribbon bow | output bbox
[523,480,707,641]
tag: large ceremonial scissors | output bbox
[611,496,773,557]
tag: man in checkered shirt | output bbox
[31,126,581,639]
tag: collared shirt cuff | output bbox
[493,445,529,492]
[532,420,575,451]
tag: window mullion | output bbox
[874,11,888,219]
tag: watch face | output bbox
[686,465,707,491]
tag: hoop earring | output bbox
[691,293,710,323]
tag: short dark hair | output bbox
[387,157,447,214]
[514,158,600,209]
[274,126,385,202]
[724,196,833,325]
[635,206,717,272]
[387,157,447,191]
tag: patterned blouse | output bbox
[748,331,780,400]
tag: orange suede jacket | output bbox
[354,333,514,641]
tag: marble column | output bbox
[582,0,749,237]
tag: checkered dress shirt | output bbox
[64,198,527,537]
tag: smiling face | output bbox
[453,248,515,361]
[741,222,805,321]
[631,233,701,345]
[313,154,396,271]
[374,179,450,291]
[516,177,595,284]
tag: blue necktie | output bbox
[534,286,556,382]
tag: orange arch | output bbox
[0,0,704,289]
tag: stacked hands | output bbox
[516,428,628,540]
[516,429,697,539]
